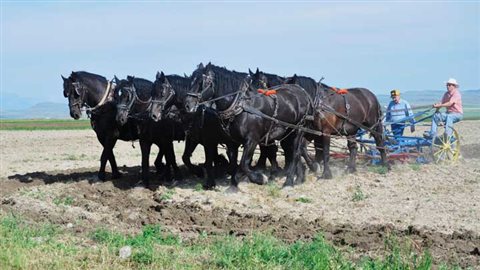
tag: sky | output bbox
[1,1,479,108]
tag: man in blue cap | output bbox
[385,89,415,137]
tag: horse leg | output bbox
[301,137,320,174]
[280,134,294,169]
[154,147,166,176]
[182,136,204,178]
[139,139,151,188]
[284,132,304,187]
[163,139,181,182]
[108,141,122,179]
[346,135,358,174]
[237,139,266,186]
[314,136,323,164]
[203,143,218,190]
[98,135,117,181]
[256,145,269,170]
[320,135,333,179]
[266,144,281,176]
[373,124,390,170]
[226,144,239,176]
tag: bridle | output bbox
[68,80,113,115]
[150,81,175,117]
[116,83,152,117]
[185,74,215,112]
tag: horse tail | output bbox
[374,96,384,138]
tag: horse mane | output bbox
[206,64,248,93]
[166,75,191,95]
[117,77,153,101]
[262,71,285,87]
[71,71,107,90]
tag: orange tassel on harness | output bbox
[257,89,277,96]
[332,86,348,95]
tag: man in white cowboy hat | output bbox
[424,78,463,139]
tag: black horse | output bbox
[285,75,388,179]
[62,71,140,181]
[150,71,239,189]
[114,76,183,188]
[184,63,312,188]
[249,68,323,175]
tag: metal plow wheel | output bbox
[430,127,461,164]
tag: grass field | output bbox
[1,214,464,270]
[0,119,91,130]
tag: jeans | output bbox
[391,124,405,137]
[430,112,463,137]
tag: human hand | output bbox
[410,125,415,133]
[433,103,441,108]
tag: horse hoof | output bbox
[225,185,239,193]
[311,163,321,174]
[250,172,267,185]
[321,173,333,179]
[203,182,216,190]
[282,181,294,188]
[347,167,357,174]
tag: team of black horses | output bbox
[62,63,388,190]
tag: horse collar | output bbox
[89,80,114,111]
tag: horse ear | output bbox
[62,76,69,97]
[255,68,260,74]
[114,75,120,84]
[159,71,166,82]
[198,63,204,69]
[248,69,254,76]
[127,75,134,82]
[184,73,188,78]
[156,71,161,80]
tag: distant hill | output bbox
[1,89,478,119]
[0,102,70,119]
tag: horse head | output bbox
[114,76,137,126]
[150,71,175,122]
[184,64,215,113]
[249,68,285,90]
[62,72,84,120]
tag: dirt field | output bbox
[1,121,479,268]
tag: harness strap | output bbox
[87,80,114,113]
[262,95,278,145]
[242,105,324,137]
[341,94,351,134]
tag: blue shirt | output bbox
[386,99,414,124]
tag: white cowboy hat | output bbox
[445,78,459,86]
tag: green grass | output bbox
[462,106,480,120]
[158,189,175,201]
[352,185,367,202]
[1,214,467,269]
[266,181,281,198]
[53,196,75,206]
[295,197,313,203]
[0,119,91,130]
[369,165,389,175]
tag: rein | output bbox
[71,79,114,117]
[117,84,152,118]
